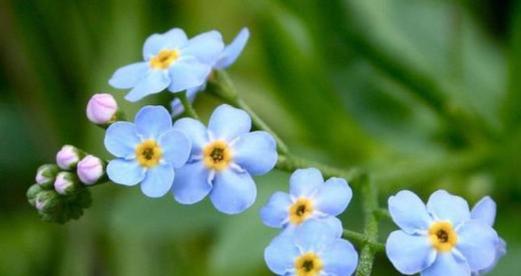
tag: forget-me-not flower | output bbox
[470,196,506,275]
[109,28,224,102]
[260,168,352,235]
[104,106,191,198]
[171,28,250,116]
[264,219,358,276]
[386,190,499,275]
[172,104,277,214]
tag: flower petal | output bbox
[173,117,209,155]
[313,177,352,216]
[215,28,250,69]
[388,190,432,234]
[181,30,224,64]
[140,163,174,198]
[470,196,496,227]
[208,104,251,141]
[143,28,188,59]
[264,234,300,275]
[124,70,170,102]
[109,62,149,89]
[167,57,211,92]
[321,239,358,276]
[456,220,498,271]
[104,122,140,158]
[209,169,256,214]
[232,131,277,176]
[172,161,212,204]
[422,253,470,276]
[260,191,292,228]
[135,105,172,139]
[427,190,470,226]
[294,219,339,252]
[385,230,436,275]
[158,129,191,168]
[289,168,324,198]
[107,159,145,186]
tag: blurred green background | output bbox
[1,0,520,275]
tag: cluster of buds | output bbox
[27,145,107,223]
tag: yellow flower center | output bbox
[203,140,232,171]
[289,198,314,225]
[428,221,458,252]
[135,140,162,168]
[294,252,323,276]
[149,49,180,69]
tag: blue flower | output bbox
[470,196,506,275]
[171,104,277,214]
[171,28,250,116]
[386,190,499,275]
[104,106,191,198]
[264,219,358,276]
[260,168,352,235]
[109,28,225,102]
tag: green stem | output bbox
[342,229,385,252]
[208,70,289,154]
[178,91,199,120]
[355,175,380,276]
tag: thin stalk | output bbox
[342,229,385,252]
[178,91,199,120]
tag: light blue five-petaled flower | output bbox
[104,105,191,198]
[470,196,506,275]
[171,28,250,116]
[386,190,500,276]
[109,28,224,102]
[264,219,358,276]
[172,104,277,214]
[260,168,352,235]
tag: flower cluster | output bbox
[261,169,358,275]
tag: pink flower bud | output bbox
[56,145,81,169]
[54,172,77,195]
[77,155,104,185]
[86,93,118,124]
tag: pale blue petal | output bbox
[321,239,358,276]
[208,104,251,141]
[172,161,212,204]
[232,131,277,175]
[289,168,324,198]
[215,28,250,69]
[109,62,149,89]
[470,196,496,227]
[124,70,170,102]
[294,220,338,253]
[104,122,140,158]
[140,163,174,198]
[107,159,145,186]
[456,220,498,271]
[313,177,351,216]
[388,190,432,234]
[173,117,209,155]
[167,57,210,92]
[135,105,172,139]
[143,28,188,59]
[158,129,191,168]
[386,230,436,275]
[422,253,470,276]
[181,30,224,64]
[260,191,292,228]
[427,190,470,226]
[318,216,344,238]
[209,169,256,214]
[478,237,507,274]
[264,234,300,275]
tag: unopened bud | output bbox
[27,184,43,206]
[35,190,61,212]
[77,155,105,185]
[35,164,59,185]
[56,145,82,170]
[54,172,79,195]
[86,93,118,125]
